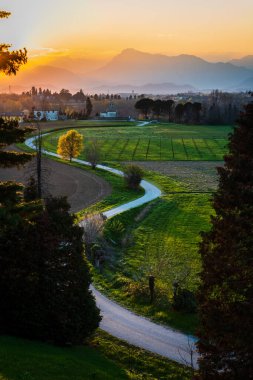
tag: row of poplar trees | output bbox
[0,10,100,345]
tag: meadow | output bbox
[42,122,232,161]
[92,170,214,333]
[38,121,228,333]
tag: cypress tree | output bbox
[196,103,253,379]
[0,197,101,344]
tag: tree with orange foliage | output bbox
[57,129,84,161]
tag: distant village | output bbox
[0,87,251,125]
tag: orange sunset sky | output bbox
[1,0,253,67]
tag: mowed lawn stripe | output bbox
[134,138,150,160]
[182,139,200,160]
[118,138,130,160]
[109,139,126,160]
[160,138,174,160]
[147,138,162,160]
[172,139,188,160]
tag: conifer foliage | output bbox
[0,197,101,344]
[0,10,27,75]
[196,103,253,379]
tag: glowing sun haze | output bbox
[1,0,253,65]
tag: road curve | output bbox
[25,133,198,367]
[92,286,197,367]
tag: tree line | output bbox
[24,87,122,102]
[135,92,245,125]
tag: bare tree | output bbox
[86,139,101,169]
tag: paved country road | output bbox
[92,286,197,367]
[25,133,198,368]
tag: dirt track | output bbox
[134,161,223,191]
[0,155,111,213]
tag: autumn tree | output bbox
[57,129,83,161]
[196,102,253,379]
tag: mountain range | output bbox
[1,49,253,94]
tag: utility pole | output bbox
[35,112,42,198]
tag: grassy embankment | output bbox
[0,330,193,380]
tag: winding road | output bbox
[25,133,198,368]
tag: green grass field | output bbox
[30,122,219,333]
[91,170,214,334]
[42,122,232,161]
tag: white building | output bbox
[100,111,117,118]
[34,110,59,121]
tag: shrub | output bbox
[123,164,144,189]
[103,219,125,245]
[86,139,101,169]
[173,288,196,313]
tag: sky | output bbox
[1,0,253,65]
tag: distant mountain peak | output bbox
[121,48,140,54]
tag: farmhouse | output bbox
[100,102,118,118]
[34,110,59,121]
[100,111,117,118]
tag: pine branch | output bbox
[0,151,34,168]
[0,11,11,19]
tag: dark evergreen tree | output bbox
[0,118,34,168]
[192,102,202,124]
[86,97,93,118]
[73,89,86,102]
[135,98,154,119]
[196,103,253,379]
[163,99,175,122]
[0,197,101,344]
[183,102,193,123]
[152,99,163,119]
[174,103,184,123]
